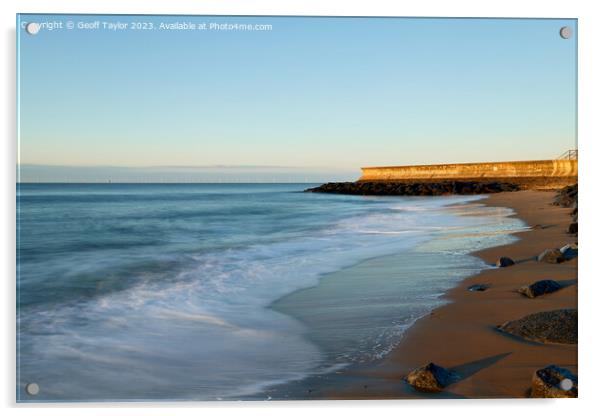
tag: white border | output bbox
[2,1,601,415]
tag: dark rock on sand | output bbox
[468,284,490,292]
[537,248,565,264]
[571,207,578,222]
[404,362,458,392]
[497,309,577,344]
[567,222,578,234]
[554,184,578,236]
[559,243,578,260]
[531,365,578,398]
[518,280,562,298]
[305,181,520,196]
[553,184,578,208]
[496,257,515,267]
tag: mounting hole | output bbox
[559,26,572,39]
[25,383,39,396]
[25,22,41,35]
[559,378,573,391]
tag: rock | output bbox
[497,309,577,344]
[404,362,458,392]
[496,257,515,267]
[554,184,578,237]
[553,184,578,208]
[468,284,490,292]
[518,280,562,298]
[571,207,578,222]
[304,181,520,196]
[559,243,578,260]
[537,248,565,264]
[531,365,578,398]
[567,222,578,234]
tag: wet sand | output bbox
[325,190,578,399]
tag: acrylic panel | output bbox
[16,14,578,402]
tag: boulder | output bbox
[518,280,562,298]
[553,184,578,208]
[404,363,458,392]
[537,248,565,264]
[531,365,578,398]
[567,222,578,234]
[468,284,490,292]
[497,309,577,344]
[571,207,578,222]
[559,243,578,260]
[496,257,515,267]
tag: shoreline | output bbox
[263,189,577,400]
[328,189,578,399]
[262,194,505,399]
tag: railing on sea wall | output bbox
[557,149,578,160]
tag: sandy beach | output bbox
[316,190,578,399]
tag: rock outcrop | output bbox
[531,365,578,398]
[518,280,562,298]
[305,181,520,196]
[404,362,458,392]
[497,309,577,344]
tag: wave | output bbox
[17,187,521,401]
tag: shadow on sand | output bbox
[448,352,513,384]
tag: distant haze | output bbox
[17,164,358,183]
[18,16,576,182]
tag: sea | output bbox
[16,183,526,401]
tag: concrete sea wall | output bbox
[359,159,578,189]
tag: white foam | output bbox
[19,194,520,400]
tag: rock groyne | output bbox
[305,181,519,196]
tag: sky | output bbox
[17,15,577,182]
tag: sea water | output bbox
[16,183,524,401]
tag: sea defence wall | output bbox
[359,159,578,189]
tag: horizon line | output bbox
[16,181,325,185]
[16,163,343,170]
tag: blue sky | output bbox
[17,15,576,182]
